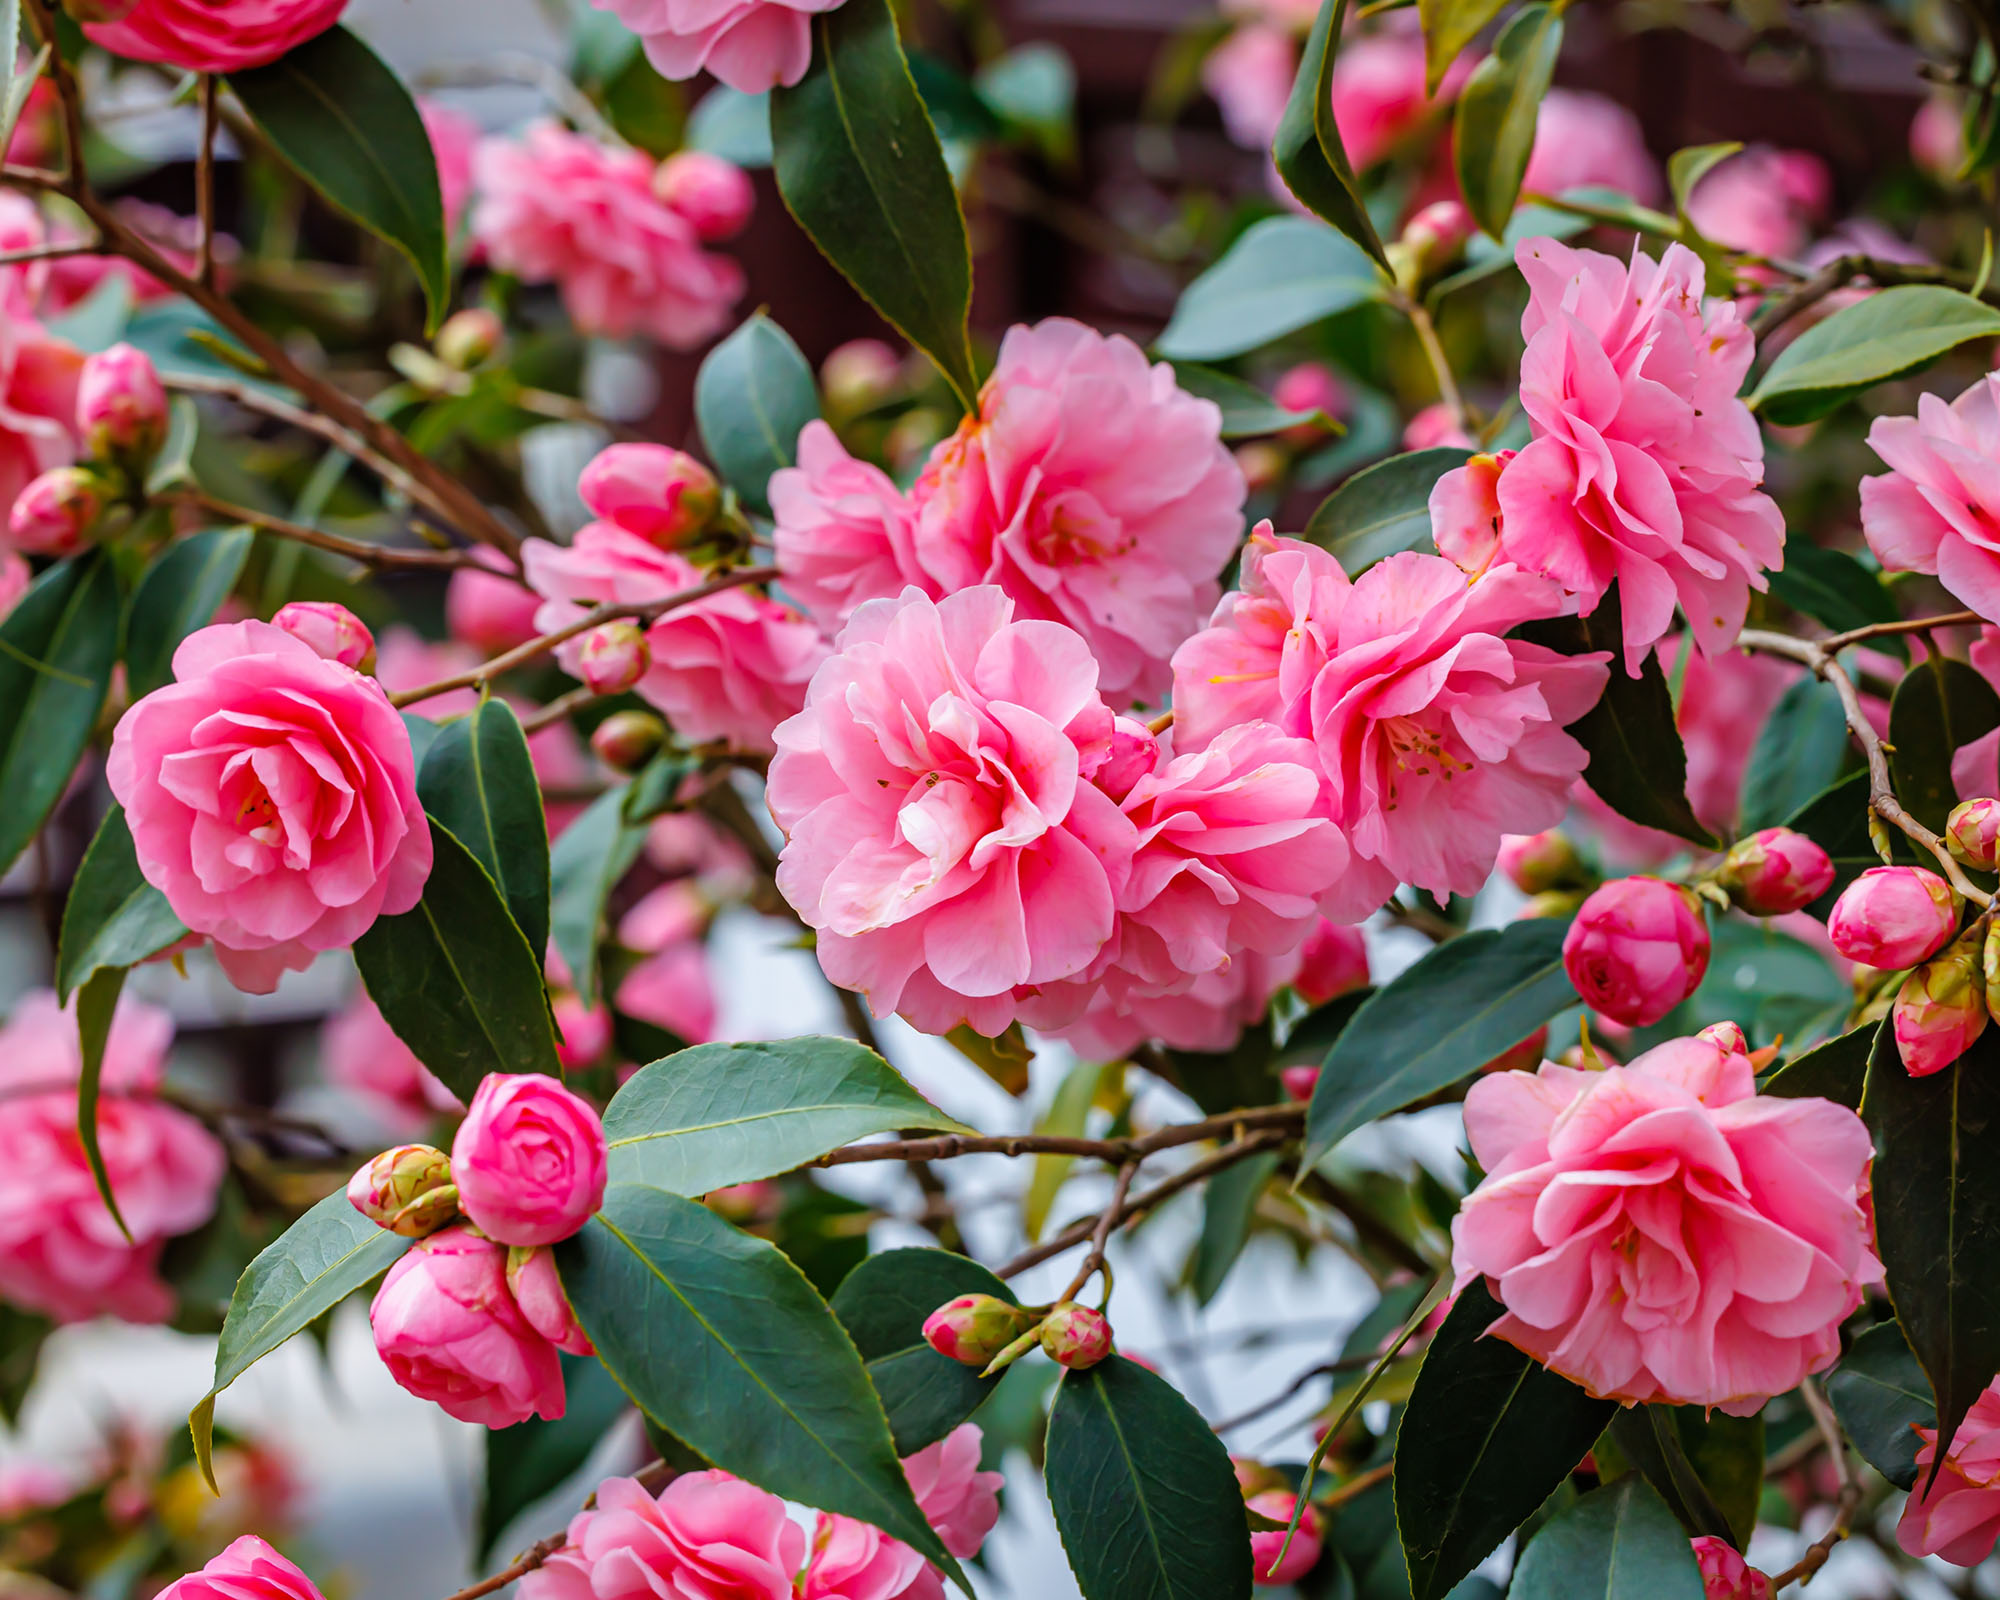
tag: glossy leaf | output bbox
[695,313,821,516]
[1453,5,1563,238]
[550,784,647,1011]
[353,821,562,1103]
[1766,542,1902,657]
[229,27,449,329]
[1171,362,1335,438]
[0,1304,48,1428]
[770,0,977,412]
[1749,286,2000,425]
[1509,1477,1705,1600]
[1739,676,1852,835]
[1826,1319,1934,1491]
[1273,0,1389,269]
[1192,1150,1282,1305]
[1417,0,1508,92]
[1888,655,2000,833]
[55,806,186,1003]
[1156,217,1381,360]
[1045,1355,1251,1600]
[603,1037,967,1195]
[1760,1021,1876,1108]
[1603,1406,1739,1546]
[124,526,252,698]
[75,966,130,1240]
[1303,447,1474,574]
[1303,917,1573,1167]
[417,698,550,959]
[479,1355,630,1560]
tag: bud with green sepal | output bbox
[922,1293,1041,1368]
[1039,1303,1113,1370]
[347,1144,459,1237]
[1894,923,1988,1078]
[1948,797,2000,873]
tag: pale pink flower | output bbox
[155,1536,326,1600]
[1451,1028,1879,1410]
[272,600,373,669]
[84,0,346,73]
[1203,24,1297,150]
[1171,531,1609,906]
[553,991,615,1070]
[1519,89,1661,205]
[1860,374,2000,622]
[1951,627,2000,800]
[420,100,480,241]
[43,200,223,315]
[800,1515,928,1600]
[446,546,542,655]
[586,0,845,93]
[450,1072,607,1248]
[0,192,47,319]
[522,1470,805,1600]
[0,1458,76,1520]
[1900,1380,2000,1565]
[319,992,461,1131]
[1047,944,1301,1059]
[106,620,433,995]
[617,941,718,1044]
[654,151,756,242]
[0,544,32,618]
[580,443,721,550]
[1430,238,1785,670]
[1691,1536,1772,1600]
[1685,146,1830,263]
[904,1424,1002,1560]
[1402,400,1474,452]
[1272,362,1347,422]
[76,341,167,462]
[1913,95,1965,181]
[771,419,920,634]
[472,123,745,349]
[1331,26,1438,171]
[0,308,80,523]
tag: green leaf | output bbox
[695,314,821,516]
[480,1354,631,1561]
[353,821,562,1103]
[228,26,449,330]
[1510,1477,1705,1600]
[1603,1406,1740,1546]
[1302,447,1474,574]
[417,698,550,960]
[190,1188,412,1490]
[124,527,252,700]
[1171,362,1336,439]
[770,0,977,412]
[1044,1355,1251,1600]
[1888,654,2000,834]
[1025,1059,1103,1239]
[1825,1319,1934,1491]
[0,552,121,877]
[0,0,41,160]
[56,806,186,1003]
[1739,676,1852,835]
[1749,286,2000,425]
[1191,1150,1281,1305]
[1417,0,1507,93]
[1452,5,1563,238]
[974,43,1077,166]
[1273,0,1390,270]
[1156,217,1381,361]
[1766,544,1903,660]
[75,965,131,1241]
[145,395,201,495]
[0,1304,49,1428]
[550,783,647,1011]
[1760,1021,1876,1108]
[1665,141,1742,221]
[1395,1280,1616,1600]
[1303,918,1574,1167]
[830,1248,1018,1453]
[1664,1408,1763,1550]
[556,1183,958,1577]
[603,1037,967,1195]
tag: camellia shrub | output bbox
[3,0,2000,1595]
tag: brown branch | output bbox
[1816,609,1981,652]
[520,686,598,733]
[0,240,98,266]
[1297,1169,1433,1276]
[1058,1160,1137,1303]
[814,1105,1306,1172]
[1320,1461,1395,1511]
[195,75,218,291]
[168,489,481,572]
[1771,1378,1863,1590]
[434,1460,678,1600]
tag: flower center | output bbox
[1380,716,1471,809]
[234,777,279,837]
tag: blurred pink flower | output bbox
[1402,400,1473,451]
[155,1536,327,1600]
[1685,146,1830,262]
[420,100,481,241]
[1295,918,1369,1006]
[617,941,718,1044]
[446,546,543,655]
[1912,94,1965,181]
[1331,26,1442,171]
[1519,89,1661,204]
[84,0,346,74]
[1202,24,1296,150]
[587,0,845,93]
[320,992,462,1130]
[0,307,80,524]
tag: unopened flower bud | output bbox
[435,307,504,371]
[1249,1491,1324,1587]
[1987,921,2000,1028]
[821,339,902,413]
[578,621,649,695]
[1698,1020,1749,1057]
[1948,797,2000,872]
[1399,199,1474,276]
[652,151,755,241]
[590,709,667,772]
[578,444,720,549]
[1293,920,1368,1007]
[273,600,375,671]
[1479,1026,1548,1075]
[1519,888,1586,920]
[1828,865,1958,970]
[505,1245,594,1354]
[1271,361,1346,427]
[1716,827,1835,917]
[1691,1536,1773,1600]
[921,1293,1039,1367]
[1497,830,1585,894]
[1039,1303,1113,1370]
[76,342,167,466]
[1894,925,1987,1077]
[1562,876,1710,1027]
[1279,1064,1318,1103]
[9,465,108,555]
[347,1144,458,1237]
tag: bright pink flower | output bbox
[1451,1028,1879,1410]
[0,309,81,521]
[553,991,615,1069]
[1827,865,1957,970]
[84,0,345,73]
[447,546,543,655]
[1331,26,1436,170]
[420,99,480,240]
[107,620,432,995]
[909,319,1246,704]
[905,1424,1002,1560]
[0,989,224,1324]
[1272,362,1347,422]
[1691,1536,1772,1600]
[321,993,462,1130]
[800,1514,928,1600]
[654,151,756,242]
[1562,876,1711,1027]
[1295,919,1369,1006]
[579,443,720,550]
[472,123,745,349]
[369,1225,566,1428]
[1203,24,1297,150]
[272,600,374,669]
[1717,828,1835,916]
[1248,1492,1323,1586]
[1893,930,1985,1077]
[10,464,103,555]
[1900,1380,2000,1565]
[1860,374,2000,621]
[1685,146,1830,263]
[506,1245,595,1356]
[578,620,651,695]
[155,1536,326,1600]
[0,193,47,320]
[1048,943,1300,1058]
[450,1072,607,1248]
[1520,90,1662,205]
[75,341,167,462]
[587,0,845,92]
[771,419,920,634]
[524,527,825,753]
[617,941,718,1044]
[768,585,1139,1036]
[1171,532,1609,906]
[1430,238,1784,671]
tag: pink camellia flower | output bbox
[83,0,346,73]
[1716,827,1835,917]
[522,1469,805,1600]
[768,585,1141,1036]
[1050,943,1301,1058]
[800,1514,928,1600]
[1900,1379,2000,1565]
[617,941,718,1044]
[1684,146,1830,263]
[524,526,825,754]
[1202,24,1297,150]
[107,621,433,995]
[75,341,167,463]
[154,1536,327,1600]
[0,548,28,620]
[1429,238,1784,671]
[0,989,224,1325]
[587,0,845,93]
[771,420,920,635]
[1248,1491,1323,1586]
[1402,401,1475,452]
[506,1245,595,1356]
[1951,796,2000,871]
[420,99,480,240]
[472,123,745,349]
[905,1425,1002,1561]
[450,1072,608,1248]
[447,547,542,655]
[369,1225,566,1427]
[1272,361,1347,424]
[553,990,615,1070]
[1281,1064,1319,1102]
[1519,89,1662,205]
[1690,1536,1773,1600]
[272,601,374,670]
[0,310,82,517]
[654,151,756,242]
[1859,374,2000,620]
[579,443,721,550]
[1562,876,1711,1027]
[1330,26,1438,171]
[320,992,462,1131]
[1451,1026,1878,1410]
[1171,532,1609,907]
[1295,919,1369,1007]
[577,620,651,695]
[1827,865,1958,970]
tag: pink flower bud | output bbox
[821,339,903,414]
[505,1245,594,1355]
[1497,830,1585,894]
[76,342,167,464]
[435,307,504,370]
[652,151,755,241]
[1948,797,2000,872]
[591,708,668,771]
[273,601,375,671]
[1294,920,1369,1007]
[1698,1020,1750,1057]
[1912,95,1966,183]
[1691,1535,1773,1600]
[450,1072,607,1247]
[1248,1491,1324,1587]
[1271,361,1347,423]
[1399,198,1474,272]
[1279,1064,1319,1103]
[921,1293,1038,1367]
[1478,1026,1548,1075]
[1894,926,1986,1077]
[1562,876,1711,1027]
[9,465,106,555]
[1039,1303,1112,1369]
[578,443,720,548]
[1716,827,1835,916]
[347,1144,458,1237]
[578,620,650,694]
[1828,865,1957,970]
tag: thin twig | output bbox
[520,686,597,732]
[195,75,219,291]
[1395,292,1466,433]
[1320,1461,1395,1511]
[1058,1160,1138,1304]
[0,240,98,267]
[1816,610,1981,651]
[1770,1378,1863,1590]
[815,1105,1306,1171]
[168,489,481,572]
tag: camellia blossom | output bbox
[1047,943,1301,1059]
[1450,1026,1879,1410]
[1684,146,1831,263]
[905,1425,1003,1561]
[107,621,433,995]
[1202,24,1297,150]
[799,1516,927,1600]
[83,0,346,74]
[1519,90,1662,205]
[1429,237,1784,670]
[420,99,481,241]
[771,419,921,635]
[450,1073,608,1248]
[0,307,81,519]
[1170,532,1609,907]
[1859,373,2000,621]
[154,1536,328,1600]
[1900,1379,2000,1565]
[1690,1536,1773,1600]
[586,0,844,93]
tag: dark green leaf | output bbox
[353,821,562,1102]
[1395,1280,1615,1600]
[1889,655,2000,834]
[1509,1477,1705,1600]
[1045,1355,1251,1600]
[0,1303,48,1427]
[695,313,821,516]
[1750,286,2000,425]
[556,1183,957,1576]
[1603,1407,1738,1545]
[1761,1021,1875,1107]
[830,1248,1018,1453]
[1171,362,1336,439]
[1273,0,1390,270]
[550,784,647,1010]
[1825,1320,1934,1491]
[909,53,1002,144]
[1452,5,1563,238]
[1417,0,1507,92]
[1302,448,1474,574]
[1782,769,1889,914]
[1303,918,1574,1167]
[418,699,550,959]
[124,526,251,698]
[1156,217,1381,361]
[229,27,449,329]
[1739,676,1852,835]
[480,1355,631,1561]
[75,965,130,1240]
[1766,543,1902,658]
[1192,1150,1282,1305]
[770,0,977,411]
[1666,1409,1763,1550]
[56,806,186,1002]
